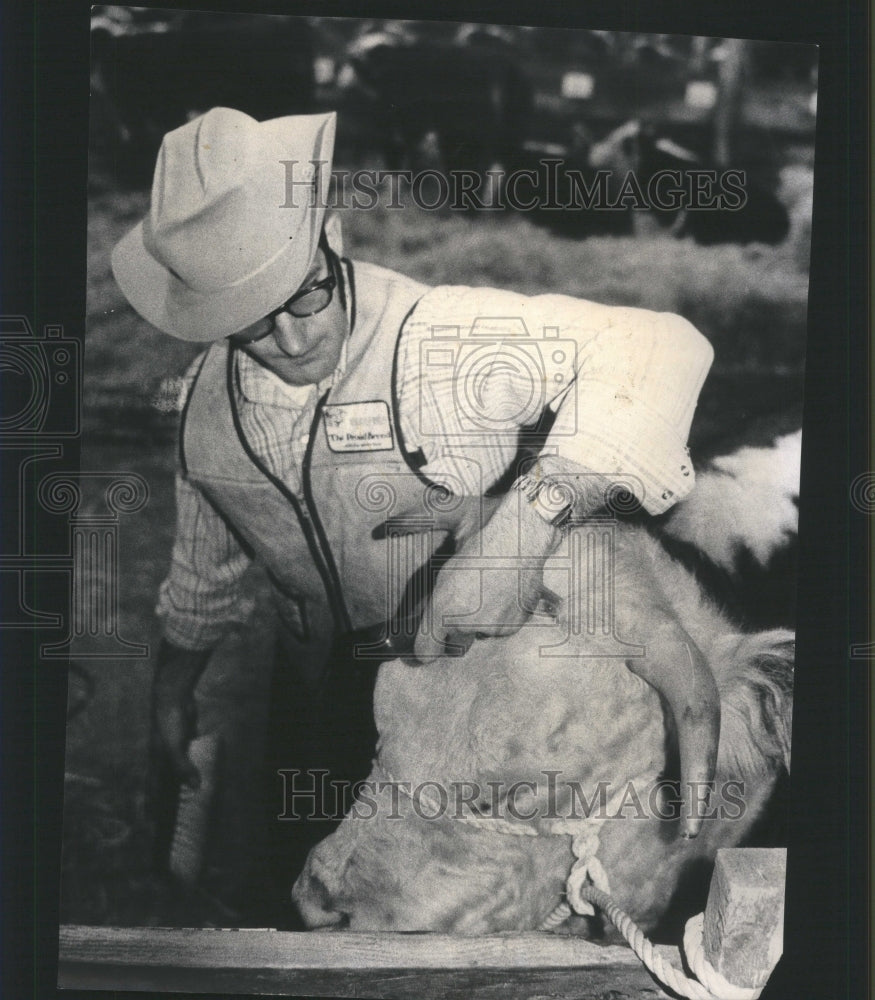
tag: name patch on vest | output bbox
[323,401,394,452]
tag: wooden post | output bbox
[702,847,786,990]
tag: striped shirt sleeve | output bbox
[155,472,254,650]
[155,356,254,651]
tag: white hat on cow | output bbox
[112,106,336,341]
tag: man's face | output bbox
[231,245,348,387]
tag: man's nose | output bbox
[272,312,310,357]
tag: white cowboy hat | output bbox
[112,107,336,341]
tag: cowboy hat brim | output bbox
[111,111,335,342]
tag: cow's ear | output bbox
[324,211,344,257]
[720,630,794,775]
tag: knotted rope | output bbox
[567,886,766,1000]
[682,913,765,1000]
[370,761,768,999]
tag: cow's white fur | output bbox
[293,524,794,935]
[661,431,801,571]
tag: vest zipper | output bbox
[223,347,351,633]
[301,389,353,633]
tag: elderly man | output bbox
[113,107,715,924]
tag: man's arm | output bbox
[151,639,213,789]
[538,300,714,515]
[152,471,253,787]
[409,291,714,655]
[399,285,713,514]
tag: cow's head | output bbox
[294,635,667,932]
[293,533,793,934]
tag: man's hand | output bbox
[415,492,563,662]
[149,640,212,795]
[146,640,212,871]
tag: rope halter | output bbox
[367,759,770,998]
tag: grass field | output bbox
[85,160,812,403]
[62,156,813,927]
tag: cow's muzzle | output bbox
[292,854,349,929]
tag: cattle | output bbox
[336,27,533,182]
[292,435,798,937]
[90,10,314,183]
[508,129,639,238]
[659,430,801,630]
[506,119,790,244]
[586,120,791,245]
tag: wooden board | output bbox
[58,925,679,998]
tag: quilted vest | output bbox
[181,262,454,685]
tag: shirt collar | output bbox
[233,330,349,410]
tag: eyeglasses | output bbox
[228,242,340,345]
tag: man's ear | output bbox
[323,211,344,256]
